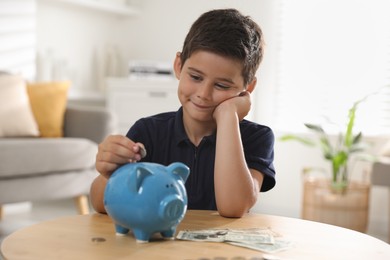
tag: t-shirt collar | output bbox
[174,107,216,145]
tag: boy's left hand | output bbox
[213,91,251,122]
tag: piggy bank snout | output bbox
[159,194,186,221]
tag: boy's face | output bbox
[174,50,246,124]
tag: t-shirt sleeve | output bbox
[126,119,144,140]
[125,119,152,161]
[242,124,276,192]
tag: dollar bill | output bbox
[176,228,292,254]
[176,228,275,244]
[227,239,293,254]
[176,229,227,242]
[226,228,281,238]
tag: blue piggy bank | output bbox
[104,162,190,243]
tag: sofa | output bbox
[0,73,115,219]
[371,143,390,242]
[0,105,115,218]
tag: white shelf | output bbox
[43,0,139,17]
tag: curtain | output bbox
[0,0,36,80]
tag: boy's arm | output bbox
[213,92,263,218]
[90,175,108,213]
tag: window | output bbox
[0,0,36,80]
[275,0,390,135]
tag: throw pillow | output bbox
[0,74,40,137]
[26,81,70,137]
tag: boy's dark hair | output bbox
[180,8,264,86]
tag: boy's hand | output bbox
[213,91,251,122]
[95,135,146,179]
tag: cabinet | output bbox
[106,77,180,135]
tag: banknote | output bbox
[176,228,275,244]
[227,239,293,254]
[226,228,281,238]
[176,228,292,254]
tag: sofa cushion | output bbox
[0,74,39,137]
[26,81,70,137]
[0,138,97,178]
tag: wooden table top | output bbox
[1,210,390,260]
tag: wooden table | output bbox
[1,210,390,260]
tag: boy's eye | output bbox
[190,74,202,81]
[215,83,230,90]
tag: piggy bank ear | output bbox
[129,165,152,193]
[167,162,190,182]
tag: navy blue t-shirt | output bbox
[126,107,276,211]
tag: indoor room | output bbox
[1,0,389,259]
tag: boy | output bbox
[90,8,276,218]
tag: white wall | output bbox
[36,0,128,92]
[36,0,389,241]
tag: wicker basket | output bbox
[302,177,370,232]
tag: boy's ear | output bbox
[173,52,182,80]
[246,77,257,93]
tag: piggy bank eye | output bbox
[165,184,169,188]
[170,184,174,188]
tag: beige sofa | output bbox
[0,106,115,219]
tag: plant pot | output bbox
[302,177,370,233]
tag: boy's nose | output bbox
[196,82,212,99]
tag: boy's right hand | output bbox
[95,135,146,179]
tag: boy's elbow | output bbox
[217,204,251,218]
[89,176,108,214]
[92,202,107,214]
[90,192,107,214]
[217,196,257,218]
[218,210,245,218]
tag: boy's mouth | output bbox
[192,101,212,110]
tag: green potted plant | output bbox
[280,97,374,192]
[280,97,376,232]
